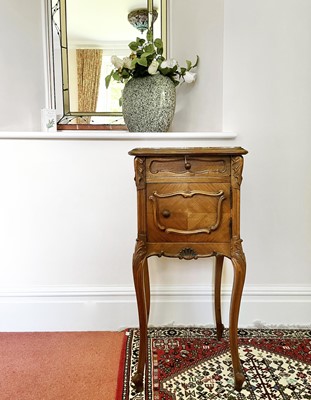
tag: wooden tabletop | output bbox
[128,147,248,156]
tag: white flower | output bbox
[148,60,159,75]
[161,58,177,69]
[123,57,133,69]
[184,71,197,83]
[111,55,124,69]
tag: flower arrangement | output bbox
[105,30,199,89]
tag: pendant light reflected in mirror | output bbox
[128,8,158,34]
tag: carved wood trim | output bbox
[178,247,198,260]
[149,190,225,235]
[134,157,145,189]
[133,238,147,269]
[149,157,229,175]
[231,156,244,189]
[148,249,219,259]
[230,236,246,264]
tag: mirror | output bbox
[50,0,167,129]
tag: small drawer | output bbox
[147,182,231,243]
[146,156,230,182]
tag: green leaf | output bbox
[122,69,130,78]
[186,60,192,71]
[159,67,170,76]
[105,72,112,88]
[141,51,155,59]
[131,58,138,68]
[157,47,163,56]
[180,67,186,75]
[137,38,145,46]
[137,58,148,67]
[144,44,155,53]
[112,71,121,81]
[166,76,179,87]
[154,38,163,49]
[129,41,139,51]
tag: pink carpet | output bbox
[0,331,125,400]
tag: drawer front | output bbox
[146,156,230,182]
[147,183,231,243]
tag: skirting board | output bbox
[0,284,310,331]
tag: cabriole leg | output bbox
[214,254,225,340]
[229,238,246,391]
[132,239,149,393]
[144,258,150,324]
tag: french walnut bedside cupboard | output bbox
[129,147,248,392]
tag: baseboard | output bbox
[0,284,310,331]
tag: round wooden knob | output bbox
[162,209,171,218]
[185,162,191,170]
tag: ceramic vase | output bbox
[122,74,176,132]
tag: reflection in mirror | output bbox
[50,0,167,129]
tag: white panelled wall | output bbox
[0,0,310,331]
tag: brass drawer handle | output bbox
[184,155,191,170]
[162,209,171,218]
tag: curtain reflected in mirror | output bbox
[76,49,103,123]
[51,0,167,128]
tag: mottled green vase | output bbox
[122,74,176,132]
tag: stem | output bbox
[148,0,154,42]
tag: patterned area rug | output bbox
[118,327,311,400]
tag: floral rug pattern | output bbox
[120,327,311,400]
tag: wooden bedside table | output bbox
[129,147,248,392]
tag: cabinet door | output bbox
[147,183,231,243]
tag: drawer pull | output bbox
[162,209,171,218]
[185,162,191,170]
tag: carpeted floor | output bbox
[118,327,311,400]
[0,331,125,400]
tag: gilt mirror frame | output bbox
[45,0,168,130]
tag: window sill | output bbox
[0,131,237,140]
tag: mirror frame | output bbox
[48,0,168,128]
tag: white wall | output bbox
[223,0,311,285]
[0,0,45,131]
[170,0,224,131]
[0,0,310,331]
